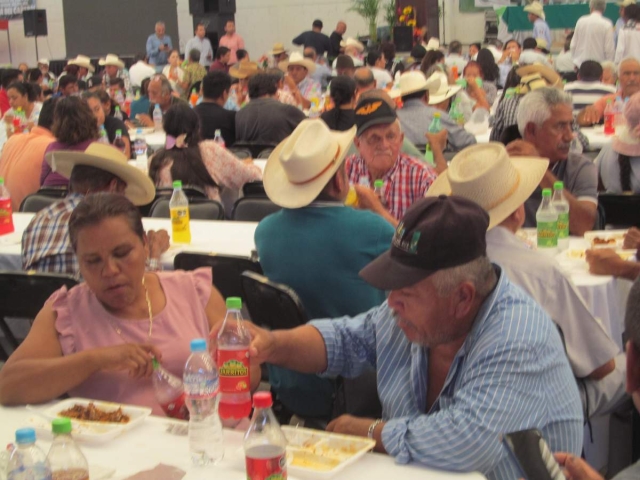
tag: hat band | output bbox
[289,145,341,185]
[484,172,521,211]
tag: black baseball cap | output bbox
[354,97,397,137]
[359,195,490,290]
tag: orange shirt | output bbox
[0,126,55,210]
[593,92,619,117]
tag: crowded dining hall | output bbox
[1,0,640,479]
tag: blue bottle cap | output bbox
[190,338,207,352]
[15,428,36,444]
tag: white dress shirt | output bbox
[185,36,214,67]
[371,67,393,89]
[129,61,157,88]
[570,11,614,67]
[444,53,467,74]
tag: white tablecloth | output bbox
[0,213,258,272]
[0,405,486,480]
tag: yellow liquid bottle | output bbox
[169,180,191,244]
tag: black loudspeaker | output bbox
[23,9,47,37]
[393,26,413,53]
[189,0,235,15]
[218,0,236,14]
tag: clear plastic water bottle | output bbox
[7,428,52,480]
[213,129,225,149]
[217,297,252,421]
[536,188,558,256]
[552,181,570,252]
[153,104,163,131]
[0,177,15,235]
[113,129,126,154]
[183,338,224,466]
[98,125,109,144]
[169,180,191,244]
[47,418,89,480]
[244,392,288,480]
[374,179,386,208]
[134,129,148,170]
[152,357,189,420]
[113,106,123,121]
[614,95,626,131]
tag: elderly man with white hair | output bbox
[570,0,614,67]
[146,21,173,70]
[601,60,618,86]
[506,88,598,235]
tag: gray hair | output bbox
[152,74,173,95]
[517,87,573,137]
[618,57,640,76]
[601,61,617,80]
[155,21,165,27]
[430,256,496,298]
[625,276,640,348]
[589,0,606,12]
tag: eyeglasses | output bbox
[362,131,400,147]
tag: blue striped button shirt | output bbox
[310,267,583,480]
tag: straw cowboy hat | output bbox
[424,38,441,52]
[278,52,316,74]
[270,42,288,56]
[516,64,562,94]
[229,61,259,79]
[45,143,155,206]
[263,120,356,208]
[67,55,95,73]
[340,37,365,53]
[427,71,462,105]
[617,0,636,7]
[99,54,125,70]
[524,1,545,20]
[426,143,548,229]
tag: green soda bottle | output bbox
[424,112,443,166]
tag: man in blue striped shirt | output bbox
[246,196,583,480]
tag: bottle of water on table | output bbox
[7,428,52,480]
[153,104,163,131]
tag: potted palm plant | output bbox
[348,0,381,43]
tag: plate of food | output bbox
[584,230,626,249]
[28,398,152,443]
[281,426,375,479]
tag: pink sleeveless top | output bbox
[50,268,212,415]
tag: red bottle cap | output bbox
[253,391,273,409]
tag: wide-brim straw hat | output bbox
[398,71,430,97]
[68,55,95,73]
[278,51,316,74]
[229,61,259,79]
[270,42,288,55]
[45,143,155,206]
[340,37,365,53]
[426,143,548,229]
[264,120,356,208]
[618,0,636,7]
[516,64,562,89]
[524,1,545,20]
[427,71,462,105]
[99,53,125,70]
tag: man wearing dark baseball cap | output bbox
[345,96,438,224]
[244,195,582,480]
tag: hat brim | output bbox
[359,249,436,290]
[523,6,545,20]
[426,156,548,229]
[278,59,317,74]
[428,84,462,105]
[229,67,258,79]
[69,61,95,73]
[400,85,428,97]
[45,150,156,206]
[263,126,356,208]
[356,115,398,137]
[516,64,561,88]
[99,60,125,70]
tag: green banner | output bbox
[502,3,620,32]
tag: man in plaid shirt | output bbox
[347,97,438,223]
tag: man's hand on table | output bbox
[554,453,604,480]
[585,248,627,276]
[624,227,640,250]
[327,414,387,453]
[577,106,601,127]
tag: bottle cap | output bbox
[116,129,122,135]
[542,188,552,197]
[253,391,273,409]
[374,179,384,188]
[115,106,120,111]
[15,428,36,444]
[52,417,72,434]
[0,177,4,185]
[553,181,564,190]
[190,338,207,352]
[152,357,160,369]
[226,297,242,309]
[173,180,182,188]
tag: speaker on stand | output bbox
[23,9,47,61]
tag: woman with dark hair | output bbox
[130,77,151,119]
[420,49,446,79]
[148,103,261,201]
[320,76,356,131]
[28,67,43,85]
[462,60,497,107]
[381,41,404,77]
[0,82,42,149]
[40,96,99,187]
[83,91,131,158]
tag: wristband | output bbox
[146,257,162,272]
[367,419,382,439]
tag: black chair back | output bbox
[598,194,640,228]
[232,197,282,222]
[174,253,262,300]
[0,272,78,359]
[232,143,277,158]
[228,147,252,159]
[36,187,69,198]
[257,148,274,159]
[140,186,208,217]
[242,182,267,198]
[19,194,61,213]
[240,271,307,330]
[149,198,225,220]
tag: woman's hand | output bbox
[93,343,161,378]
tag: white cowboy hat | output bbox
[516,64,562,92]
[278,51,316,74]
[37,58,49,66]
[427,71,461,105]
[397,70,434,97]
[67,55,95,73]
[535,38,549,52]
[424,38,440,52]
[524,1,545,20]
[617,0,636,6]
[99,53,125,70]
[45,142,155,206]
[426,143,548,229]
[263,120,356,208]
[270,42,288,56]
[340,37,365,53]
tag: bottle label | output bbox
[217,348,250,394]
[245,451,287,480]
[160,392,190,420]
[557,213,569,239]
[0,197,14,234]
[537,221,558,248]
[170,206,191,243]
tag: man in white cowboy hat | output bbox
[508,87,598,235]
[524,1,551,49]
[99,54,131,94]
[185,22,213,68]
[22,143,168,277]
[570,0,614,67]
[615,0,637,46]
[279,51,321,110]
[65,55,95,82]
[38,58,55,86]
[146,21,173,70]
[255,119,394,421]
[427,142,625,418]
[346,96,438,222]
[292,19,331,58]
[396,70,476,152]
[332,38,365,70]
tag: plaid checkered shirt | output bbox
[346,153,438,220]
[21,194,83,277]
[284,76,321,102]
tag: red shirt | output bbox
[0,89,10,116]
